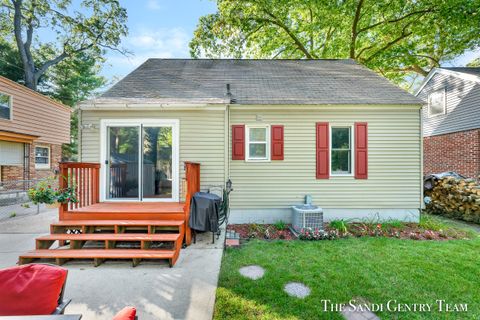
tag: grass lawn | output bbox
[215,217,480,319]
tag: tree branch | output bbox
[364,24,413,63]
[350,0,365,59]
[258,9,317,59]
[35,51,68,82]
[357,8,434,35]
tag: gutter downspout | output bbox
[225,103,231,185]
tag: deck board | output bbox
[37,233,181,242]
[20,249,175,259]
[70,202,184,213]
[51,220,184,227]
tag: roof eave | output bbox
[415,67,480,96]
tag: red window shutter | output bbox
[355,122,368,179]
[232,125,245,160]
[316,122,329,179]
[271,125,284,160]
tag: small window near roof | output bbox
[331,127,352,175]
[0,92,12,120]
[35,146,50,169]
[246,125,270,160]
[428,90,446,117]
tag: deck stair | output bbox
[18,161,201,268]
[19,219,185,267]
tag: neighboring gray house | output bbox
[415,67,480,179]
[77,59,423,222]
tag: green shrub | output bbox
[419,214,448,231]
[28,178,78,205]
[329,219,348,233]
[273,220,287,231]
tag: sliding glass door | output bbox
[103,120,178,202]
[107,126,140,199]
[142,126,173,199]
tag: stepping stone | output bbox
[284,282,311,298]
[341,298,380,320]
[239,265,265,280]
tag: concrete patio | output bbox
[0,208,224,320]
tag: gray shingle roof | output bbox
[443,67,480,77]
[99,59,421,105]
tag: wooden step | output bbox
[36,233,181,250]
[64,202,186,220]
[51,220,184,227]
[19,249,178,267]
[50,220,185,234]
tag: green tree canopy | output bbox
[0,40,107,160]
[467,57,480,67]
[190,0,480,85]
[0,0,127,90]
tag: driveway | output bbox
[0,208,224,320]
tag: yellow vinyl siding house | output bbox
[78,59,423,222]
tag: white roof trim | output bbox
[415,68,480,96]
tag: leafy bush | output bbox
[329,219,348,233]
[273,220,287,231]
[419,214,448,231]
[28,180,57,204]
[28,179,78,205]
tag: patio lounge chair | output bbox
[0,263,70,315]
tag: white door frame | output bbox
[100,119,180,202]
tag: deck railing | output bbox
[59,162,100,219]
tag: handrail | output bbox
[59,162,100,220]
[183,162,200,245]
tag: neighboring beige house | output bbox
[78,59,423,222]
[0,76,71,189]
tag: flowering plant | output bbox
[28,180,57,204]
[298,228,340,240]
[28,179,78,205]
[55,186,78,204]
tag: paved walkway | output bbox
[0,208,224,320]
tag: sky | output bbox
[73,0,478,84]
[101,0,217,82]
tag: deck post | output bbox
[58,163,68,221]
[184,162,200,246]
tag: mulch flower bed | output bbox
[228,223,295,240]
[228,221,469,241]
[327,223,465,240]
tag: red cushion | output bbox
[113,307,137,320]
[0,264,67,315]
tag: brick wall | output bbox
[424,128,480,179]
[0,143,63,183]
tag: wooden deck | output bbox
[63,202,186,220]
[71,202,185,213]
[18,161,201,267]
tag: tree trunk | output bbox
[24,68,37,90]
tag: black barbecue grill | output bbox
[189,181,232,244]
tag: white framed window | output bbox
[35,146,50,169]
[246,125,270,161]
[428,89,446,117]
[330,126,353,176]
[0,92,12,120]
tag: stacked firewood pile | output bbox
[426,177,480,222]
